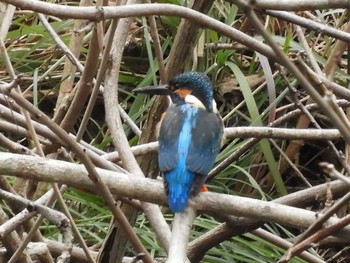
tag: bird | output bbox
[134,72,223,213]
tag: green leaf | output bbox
[225,61,287,195]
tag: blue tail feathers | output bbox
[165,164,195,213]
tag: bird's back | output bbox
[158,103,223,212]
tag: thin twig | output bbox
[279,67,350,175]
[265,10,350,43]
[294,25,323,75]
[252,228,325,263]
[269,139,312,187]
[0,189,72,263]
[244,1,350,143]
[75,19,119,142]
[278,163,350,262]
[321,162,350,185]
[0,1,278,59]
[145,0,166,83]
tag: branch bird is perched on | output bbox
[135,72,223,212]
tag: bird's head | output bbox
[168,72,214,111]
[134,71,215,112]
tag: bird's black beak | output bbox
[133,84,174,96]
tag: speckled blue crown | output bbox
[169,72,214,111]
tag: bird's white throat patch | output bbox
[184,94,218,113]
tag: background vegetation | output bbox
[0,0,350,262]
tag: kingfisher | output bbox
[135,72,223,212]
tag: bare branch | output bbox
[252,228,325,263]
[245,3,350,144]
[2,153,350,240]
[265,10,350,43]
[0,83,151,262]
[0,1,275,59]
[227,0,350,11]
[167,206,196,263]
[0,189,73,263]
[224,127,341,140]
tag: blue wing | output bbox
[186,110,223,175]
[186,110,223,194]
[158,105,183,172]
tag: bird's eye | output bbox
[169,83,179,91]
